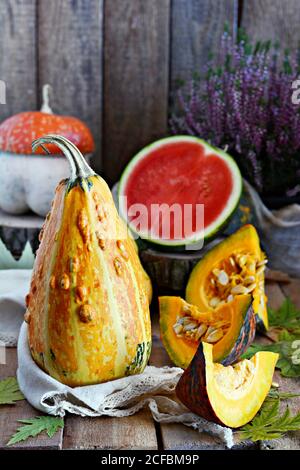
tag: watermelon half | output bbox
[118,136,242,248]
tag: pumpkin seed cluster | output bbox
[173,252,267,344]
[207,252,267,309]
[173,304,231,344]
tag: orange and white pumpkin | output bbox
[0,85,94,155]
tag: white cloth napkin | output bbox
[0,269,31,346]
[1,269,234,448]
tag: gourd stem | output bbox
[40,84,53,114]
[32,134,95,180]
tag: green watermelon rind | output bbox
[118,135,242,248]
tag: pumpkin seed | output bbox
[247,261,256,273]
[229,256,235,267]
[210,278,215,286]
[257,259,268,267]
[244,275,255,284]
[218,270,229,286]
[256,265,265,276]
[183,321,199,331]
[173,324,183,335]
[204,327,223,343]
[209,297,220,308]
[231,284,248,295]
[227,294,234,303]
[245,282,256,293]
[238,255,248,267]
[212,268,221,277]
[195,324,208,340]
[182,304,191,314]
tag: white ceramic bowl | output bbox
[0,151,92,217]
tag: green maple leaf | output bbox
[0,377,24,405]
[267,389,300,400]
[239,398,300,442]
[7,416,64,446]
[242,334,300,378]
[268,298,300,334]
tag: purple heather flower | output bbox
[170,32,300,194]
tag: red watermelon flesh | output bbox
[119,137,242,246]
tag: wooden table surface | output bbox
[1,277,300,450]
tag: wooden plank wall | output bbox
[0,0,299,182]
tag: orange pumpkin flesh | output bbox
[176,342,279,428]
[186,225,269,330]
[25,135,151,386]
[159,294,255,368]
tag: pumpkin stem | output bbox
[40,84,53,114]
[32,134,95,180]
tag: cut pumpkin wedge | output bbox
[186,225,269,330]
[159,294,256,368]
[176,342,279,428]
